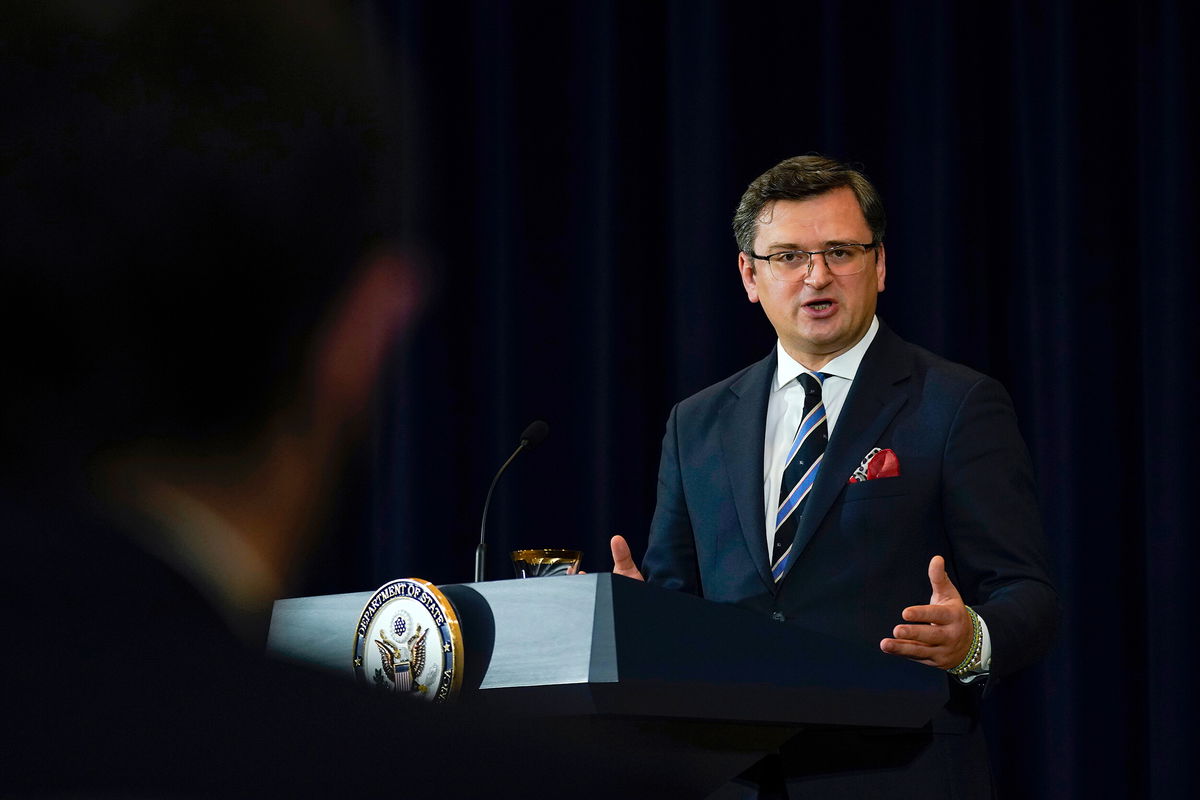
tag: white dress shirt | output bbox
[763,317,880,552]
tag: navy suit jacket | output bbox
[643,321,1058,741]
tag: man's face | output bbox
[738,187,886,370]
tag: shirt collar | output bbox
[773,316,880,391]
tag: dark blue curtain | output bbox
[303,2,1199,797]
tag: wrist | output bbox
[947,605,983,676]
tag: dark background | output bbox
[300,2,1197,797]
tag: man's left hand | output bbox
[879,555,972,670]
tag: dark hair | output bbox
[0,2,402,476]
[731,155,886,254]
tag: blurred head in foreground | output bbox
[1,1,420,611]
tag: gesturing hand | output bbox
[610,535,645,581]
[879,555,972,670]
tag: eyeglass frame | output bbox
[747,242,881,281]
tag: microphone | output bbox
[474,420,549,582]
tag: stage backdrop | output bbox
[298,2,1198,798]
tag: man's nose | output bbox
[804,255,834,288]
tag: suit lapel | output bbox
[786,324,914,567]
[719,350,776,591]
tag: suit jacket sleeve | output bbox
[642,402,704,595]
[942,375,1059,679]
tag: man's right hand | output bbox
[610,535,644,581]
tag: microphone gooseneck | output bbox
[475,420,549,582]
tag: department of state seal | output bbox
[352,578,463,702]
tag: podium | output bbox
[268,574,947,794]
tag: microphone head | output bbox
[519,419,550,450]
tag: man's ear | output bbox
[310,251,423,429]
[738,251,761,304]
[875,244,886,293]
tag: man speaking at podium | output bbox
[610,155,1058,797]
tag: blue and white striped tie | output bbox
[771,372,827,582]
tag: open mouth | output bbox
[806,301,833,311]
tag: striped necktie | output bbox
[771,371,827,582]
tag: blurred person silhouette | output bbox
[0,3,688,797]
[0,1,425,795]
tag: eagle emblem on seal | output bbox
[374,625,428,694]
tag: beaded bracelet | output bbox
[947,605,982,676]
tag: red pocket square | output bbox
[848,448,900,483]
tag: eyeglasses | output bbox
[748,242,879,282]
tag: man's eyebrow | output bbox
[762,238,869,251]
